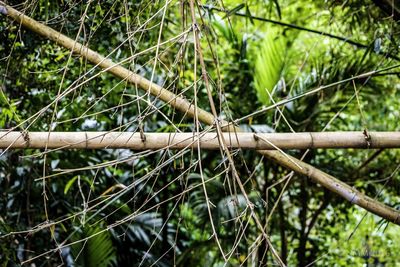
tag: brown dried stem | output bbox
[1,2,399,226]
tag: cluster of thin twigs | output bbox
[1,0,400,265]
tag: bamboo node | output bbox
[363,129,371,148]
[213,117,221,126]
[85,132,88,149]
[140,131,146,142]
[21,130,30,148]
[350,192,359,204]
[253,133,260,141]
[309,132,314,149]
[192,22,200,33]
[139,123,146,142]
[0,5,7,15]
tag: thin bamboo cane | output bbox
[1,131,400,150]
[1,2,399,225]
[0,1,216,127]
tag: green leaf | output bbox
[222,3,245,20]
[64,175,79,195]
[64,175,93,195]
[245,5,254,25]
[272,0,282,19]
[254,30,286,105]
[70,223,116,267]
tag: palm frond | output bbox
[254,30,285,105]
[70,223,116,267]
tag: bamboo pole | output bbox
[0,1,216,127]
[265,151,400,225]
[1,2,399,225]
[2,131,400,150]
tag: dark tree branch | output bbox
[201,4,400,61]
[356,149,385,172]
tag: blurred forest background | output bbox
[1,0,400,266]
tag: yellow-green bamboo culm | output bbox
[1,131,400,150]
[1,2,399,225]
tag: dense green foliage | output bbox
[1,0,400,266]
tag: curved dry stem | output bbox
[1,0,399,227]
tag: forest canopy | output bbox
[0,0,400,266]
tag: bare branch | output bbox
[2,2,400,226]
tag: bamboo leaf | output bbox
[272,0,282,19]
[245,5,254,25]
[64,175,78,195]
[222,3,245,20]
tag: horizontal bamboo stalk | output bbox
[2,3,400,225]
[1,131,400,150]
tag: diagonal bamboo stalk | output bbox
[1,131,400,150]
[265,151,400,224]
[0,1,216,127]
[1,2,399,225]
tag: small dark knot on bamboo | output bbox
[213,117,220,125]
[85,132,89,149]
[253,133,260,141]
[350,192,358,204]
[309,132,314,149]
[21,130,30,148]
[192,23,199,32]
[140,131,146,142]
[363,129,371,148]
